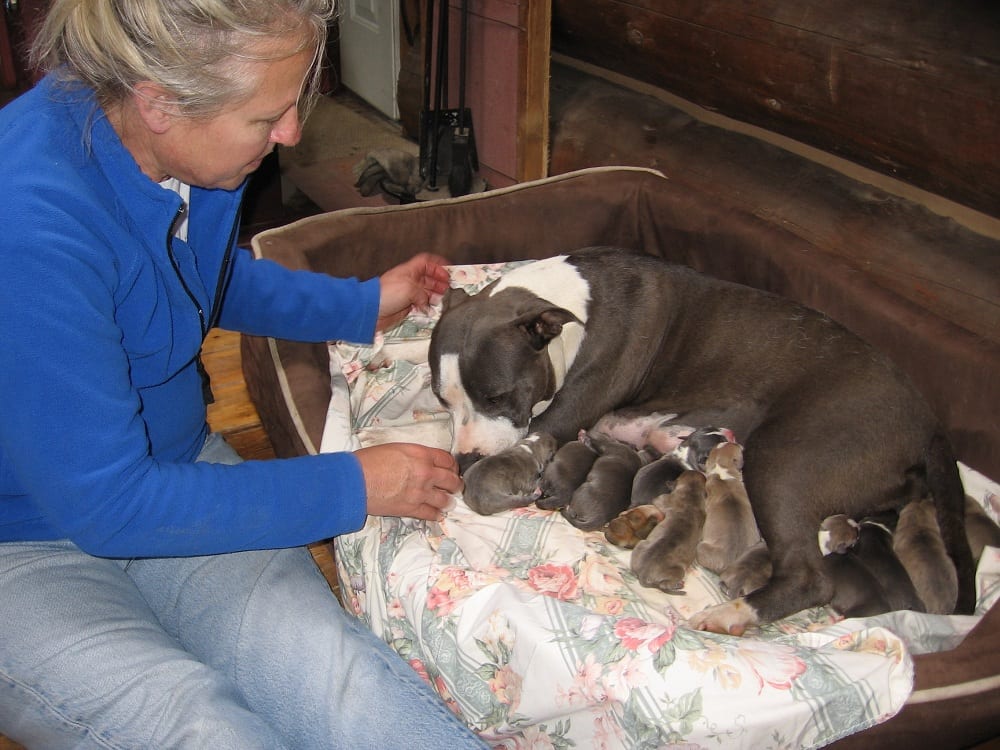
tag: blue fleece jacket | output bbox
[0,76,379,557]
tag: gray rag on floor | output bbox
[353,148,424,200]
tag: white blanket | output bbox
[323,261,1000,749]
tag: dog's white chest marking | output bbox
[492,256,590,398]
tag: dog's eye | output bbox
[484,393,509,408]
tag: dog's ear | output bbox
[516,307,580,351]
[440,286,470,312]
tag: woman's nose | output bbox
[270,109,302,147]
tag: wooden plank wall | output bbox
[551,0,1000,219]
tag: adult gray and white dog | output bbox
[428,246,975,633]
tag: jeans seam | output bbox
[0,668,124,750]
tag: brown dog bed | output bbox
[241,167,1000,747]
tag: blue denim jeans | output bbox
[0,433,486,749]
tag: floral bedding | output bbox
[323,262,1000,749]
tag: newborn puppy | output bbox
[562,431,646,530]
[629,455,688,508]
[537,438,597,510]
[894,498,959,614]
[818,514,860,555]
[670,427,735,471]
[589,409,680,449]
[642,421,698,457]
[719,540,771,598]
[965,495,1000,563]
[823,547,893,618]
[818,513,891,617]
[832,514,925,616]
[462,432,558,515]
[630,471,708,592]
[697,442,759,573]
[605,504,665,549]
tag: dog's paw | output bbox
[687,599,760,636]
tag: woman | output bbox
[0,1,485,747]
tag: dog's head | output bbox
[428,257,589,471]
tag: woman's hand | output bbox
[376,252,451,331]
[355,443,463,521]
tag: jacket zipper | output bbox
[165,202,241,338]
[165,201,241,404]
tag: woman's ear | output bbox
[132,82,176,134]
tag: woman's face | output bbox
[157,44,316,191]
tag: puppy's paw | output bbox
[687,599,760,637]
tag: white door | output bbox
[338,0,401,119]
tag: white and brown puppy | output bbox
[429,246,975,630]
[697,442,760,574]
[965,496,1000,563]
[536,437,597,510]
[818,514,860,555]
[562,431,646,531]
[462,432,558,515]
[631,470,708,593]
[894,498,959,614]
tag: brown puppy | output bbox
[965,496,1000,563]
[893,498,959,614]
[697,443,759,574]
[605,504,665,549]
[630,471,708,592]
[562,432,646,530]
[462,432,558,515]
[537,438,597,510]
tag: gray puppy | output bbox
[537,438,597,510]
[835,514,925,615]
[562,431,647,530]
[629,455,688,508]
[462,432,558,515]
[630,470,708,592]
[894,498,959,614]
[670,426,735,471]
[697,442,759,574]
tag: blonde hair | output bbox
[30,0,337,118]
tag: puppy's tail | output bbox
[925,430,977,614]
